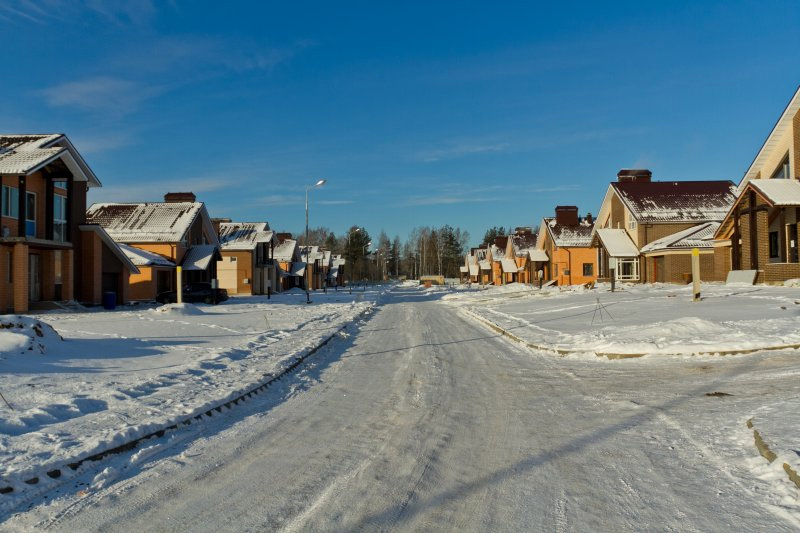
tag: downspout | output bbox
[567,247,572,285]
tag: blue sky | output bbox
[2,1,799,245]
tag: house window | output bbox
[553,264,558,276]
[771,153,791,180]
[25,192,36,236]
[616,258,640,281]
[628,218,637,230]
[769,231,780,258]
[1,186,18,218]
[54,180,67,191]
[230,256,237,262]
[583,263,593,276]
[54,195,67,242]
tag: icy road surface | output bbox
[5,285,800,531]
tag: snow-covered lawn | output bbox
[446,280,800,506]
[0,288,377,496]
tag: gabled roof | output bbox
[748,179,800,206]
[78,225,141,274]
[0,134,101,186]
[274,239,298,262]
[611,181,737,223]
[592,228,639,258]
[740,85,800,189]
[181,244,220,271]
[501,258,519,273]
[117,243,175,267]
[541,217,594,247]
[529,249,548,262]
[218,222,274,251]
[716,179,800,239]
[86,202,216,244]
[641,222,720,254]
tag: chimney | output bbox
[164,192,197,203]
[277,232,293,243]
[494,236,508,249]
[554,205,579,226]
[211,217,231,236]
[585,212,593,224]
[617,169,652,183]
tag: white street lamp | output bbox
[305,179,327,303]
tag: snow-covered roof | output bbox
[181,244,219,271]
[749,179,800,206]
[479,260,491,270]
[274,239,298,262]
[459,266,468,273]
[529,249,548,262]
[290,262,306,276]
[299,246,324,261]
[543,218,594,247]
[87,202,215,243]
[78,225,141,274]
[117,243,176,267]
[218,222,273,250]
[0,134,101,186]
[641,222,720,254]
[594,228,639,258]
[611,181,736,223]
[468,264,479,276]
[489,244,505,259]
[501,258,519,273]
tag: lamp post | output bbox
[305,179,327,303]
[348,227,361,285]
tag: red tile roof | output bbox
[611,180,736,223]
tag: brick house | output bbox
[216,221,279,295]
[86,192,221,301]
[273,236,303,291]
[593,170,736,283]
[0,134,136,312]
[536,206,596,286]
[714,86,800,284]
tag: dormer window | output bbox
[771,153,791,179]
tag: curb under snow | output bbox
[0,306,374,506]
[746,418,800,491]
[461,308,800,359]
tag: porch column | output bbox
[62,249,74,301]
[0,246,8,312]
[45,178,54,240]
[41,249,55,301]
[17,175,26,237]
[12,242,28,313]
[120,266,130,304]
[65,176,73,243]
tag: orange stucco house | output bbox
[86,192,221,301]
[536,206,597,286]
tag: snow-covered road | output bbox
[4,285,799,531]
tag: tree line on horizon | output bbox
[285,225,474,280]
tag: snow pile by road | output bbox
[0,316,62,356]
[452,282,800,357]
[0,290,377,502]
[151,303,205,315]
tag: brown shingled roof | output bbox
[611,180,736,223]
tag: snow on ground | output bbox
[446,281,800,356]
[0,287,380,499]
[443,280,800,505]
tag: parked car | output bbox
[156,282,229,304]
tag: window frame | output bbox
[1,186,19,218]
[583,263,594,276]
[769,231,780,258]
[53,194,68,242]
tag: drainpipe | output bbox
[567,247,572,285]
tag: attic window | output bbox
[628,219,637,230]
[771,153,791,180]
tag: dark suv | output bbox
[156,282,229,304]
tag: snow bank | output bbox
[0,316,62,356]
[453,283,800,357]
[152,303,205,315]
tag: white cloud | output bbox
[416,142,509,162]
[40,77,164,114]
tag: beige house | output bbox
[715,86,800,284]
[217,222,279,295]
[593,170,735,283]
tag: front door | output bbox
[29,254,40,301]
